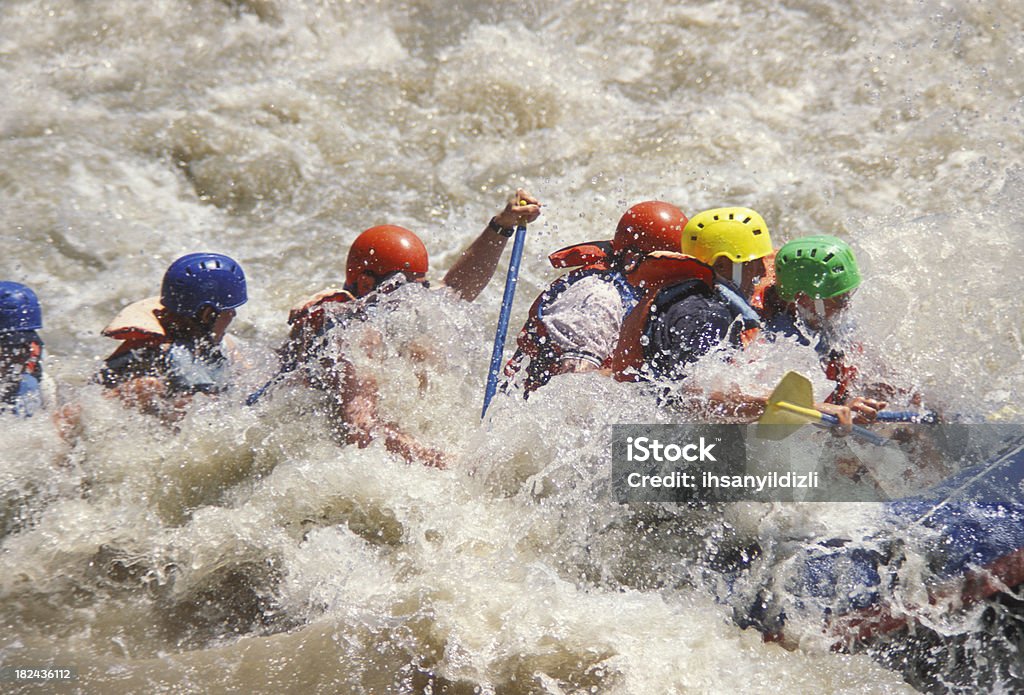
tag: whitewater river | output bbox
[2,0,1023,692]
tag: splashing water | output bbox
[2,0,1023,692]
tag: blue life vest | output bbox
[5,373,43,417]
[165,342,231,394]
[2,337,45,417]
[714,281,762,332]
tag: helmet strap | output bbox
[814,298,826,317]
[731,262,744,288]
[196,306,214,323]
[194,306,222,331]
[355,273,379,299]
[615,249,640,274]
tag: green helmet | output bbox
[774,235,861,301]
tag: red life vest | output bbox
[823,348,860,405]
[736,251,778,347]
[748,251,777,316]
[23,339,43,379]
[284,287,357,362]
[548,241,616,272]
[609,252,715,380]
[287,287,356,336]
[505,243,715,392]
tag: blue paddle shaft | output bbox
[482,224,528,418]
[245,378,277,407]
[818,414,892,446]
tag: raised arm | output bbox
[441,189,541,301]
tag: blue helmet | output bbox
[160,253,248,316]
[0,282,43,334]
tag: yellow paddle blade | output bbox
[757,371,822,440]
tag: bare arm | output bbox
[331,357,449,469]
[441,189,542,301]
[672,387,868,430]
[105,376,192,423]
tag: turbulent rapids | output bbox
[2,0,1024,693]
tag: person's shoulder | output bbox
[671,294,732,331]
[763,311,813,346]
[657,285,729,323]
[548,272,626,305]
[287,287,355,326]
[96,339,168,388]
[102,297,166,342]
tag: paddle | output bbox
[245,365,294,406]
[757,371,892,446]
[482,222,528,418]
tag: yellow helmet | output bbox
[681,207,773,264]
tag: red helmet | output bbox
[612,201,689,255]
[344,225,429,295]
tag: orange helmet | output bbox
[344,225,429,295]
[612,201,689,255]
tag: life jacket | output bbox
[1,336,45,417]
[802,324,860,405]
[25,339,42,379]
[608,252,716,380]
[713,282,763,348]
[733,251,777,346]
[822,346,860,406]
[756,284,790,330]
[242,287,360,406]
[502,242,639,394]
[284,286,357,360]
[283,278,428,373]
[99,297,239,394]
[748,251,777,316]
[759,310,860,405]
[101,297,169,357]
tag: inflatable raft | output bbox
[731,428,1024,647]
